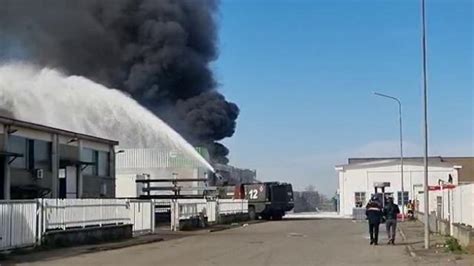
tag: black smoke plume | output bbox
[0,0,238,164]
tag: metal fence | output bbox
[422,183,474,229]
[176,199,208,220]
[217,199,248,215]
[0,198,157,251]
[42,199,131,231]
[0,200,37,251]
[1,197,252,249]
[169,198,249,231]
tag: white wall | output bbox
[338,163,459,216]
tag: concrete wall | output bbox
[452,223,474,251]
[438,219,451,236]
[416,211,474,250]
[337,163,459,216]
[42,224,132,247]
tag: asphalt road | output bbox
[23,219,417,266]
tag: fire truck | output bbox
[219,182,294,220]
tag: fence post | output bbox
[170,199,177,231]
[450,190,454,236]
[216,200,221,224]
[150,200,155,233]
[36,198,42,245]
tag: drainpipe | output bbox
[3,125,10,200]
[77,139,83,198]
[51,134,59,198]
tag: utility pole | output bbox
[421,0,430,249]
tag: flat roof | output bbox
[0,115,118,146]
[348,156,474,164]
[336,156,474,173]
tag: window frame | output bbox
[397,191,409,206]
[9,135,28,169]
[354,192,366,207]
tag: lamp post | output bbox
[373,92,405,220]
[421,0,430,249]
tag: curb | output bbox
[84,237,164,253]
[0,236,164,264]
[209,220,265,233]
[398,226,417,258]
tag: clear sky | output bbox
[214,0,473,195]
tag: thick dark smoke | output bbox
[0,0,238,164]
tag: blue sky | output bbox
[214,0,473,195]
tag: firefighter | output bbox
[366,195,383,245]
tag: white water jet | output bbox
[0,63,214,172]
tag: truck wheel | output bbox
[248,206,256,220]
[272,212,283,220]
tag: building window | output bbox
[81,148,97,175]
[354,192,366,207]
[33,140,51,170]
[97,151,109,177]
[397,191,409,206]
[9,135,27,169]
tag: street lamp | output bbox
[421,0,430,249]
[373,92,405,220]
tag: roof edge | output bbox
[0,115,118,146]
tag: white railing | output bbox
[176,199,208,219]
[42,199,131,231]
[170,199,213,231]
[217,199,248,215]
[1,197,253,247]
[0,200,38,251]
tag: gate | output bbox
[129,200,154,234]
[0,200,38,251]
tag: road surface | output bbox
[23,219,417,266]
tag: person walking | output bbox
[384,197,400,245]
[366,195,383,245]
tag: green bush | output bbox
[445,237,463,253]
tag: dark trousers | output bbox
[386,219,397,241]
[369,222,380,243]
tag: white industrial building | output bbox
[115,148,211,198]
[0,116,118,199]
[335,157,463,217]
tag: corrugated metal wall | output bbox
[115,148,209,197]
[116,148,205,169]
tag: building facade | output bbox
[335,157,468,217]
[0,116,118,199]
[115,148,211,198]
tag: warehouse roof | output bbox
[0,115,118,145]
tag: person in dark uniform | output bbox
[366,195,383,245]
